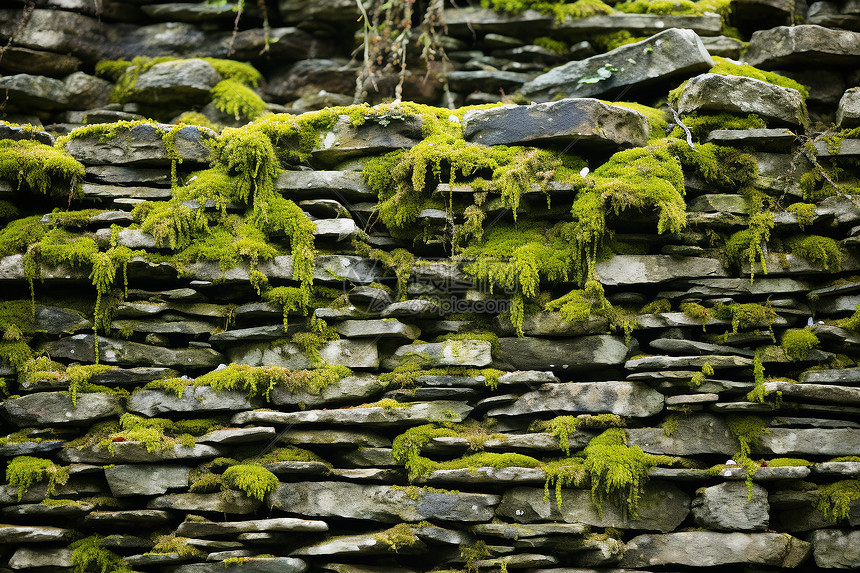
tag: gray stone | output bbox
[383,340,493,369]
[59,442,222,464]
[621,532,810,568]
[40,335,224,368]
[758,428,860,456]
[141,2,239,22]
[276,171,374,200]
[336,320,420,340]
[447,70,533,92]
[148,491,260,514]
[744,25,860,68]
[676,73,808,127]
[177,517,328,537]
[312,112,423,165]
[705,128,798,150]
[168,558,307,573]
[718,466,810,481]
[838,87,860,128]
[649,338,755,357]
[636,312,731,329]
[495,335,629,372]
[487,381,663,418]
[475,554,558,569]
[691,482,769,531]
[495,312,609,337]
[197,427,276,445]
[227,339,378,369]
[82,183,173,201]
[557,13,722,36]
[496,482,689,532]
[700,35,748,58]
[810,529,860,568]
[687,194,750,214]
[444,7,553,36]
[86,165,172,186]
[0,524,73,542]
[627,414,738,455]
[1,392,123,427]
[0,45,81,77]
[270,374,386,408]
[0,73,69,110]
[419,467,546,485]
[104,464,190,497]
[279,0,358,22]
[232,400,472,427]
[33,305,92,334]
[2,502,93,519]
[269,481,498,523]
[313,218,358,240]
[595,255,728,285]
[209,325,288,343]
[128,387,254,417]
[764,381,860,405]
[462,98,648,150]
[83,509,173,527]
[520,29,713,102]
[813,462,860,476]
[9,547,72,569]
[472,523,588,539]
[63,123,214,166]
[626,355,753,371]
[293,530,427,556]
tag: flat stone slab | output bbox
[292,531,427,556]
[495,335,629,372]
[335,320,420,340]
[717,466,811,481]
[626,355,753,371]
[129,58,221,105]
[676,73,808,127]
[269,481,499,523]
[232,400,472,427]
[418,467,546,485]
[1,392,123,427]
[471,522,588,539]
[838,87,860,128]
[811,461,860,476]
[744,24,860,68]
[627,414,738,456]
[83,510,173,528]
[176,517,328,537]
[227,339,378,370]
[596,255,728,285]
[197,427,277,444]
[59,442,222,464]
[63,123,213,166]
[9,547,72,569]
[620,532,811,568]
[556,13,722,36]
[764,381,860,405]
[0,524,73,543]
[40,334,224,369]
[706,128,797,148]
[382,340,493,369]
[128,387,254,417]
[496,481,689,532]
[270,374,385,408]
[276,171,375,200]
[462,98,648,150]
[168,558,307,573]
[311,113,423,164]
[104,464,190,497]
[487,381,663,418]
[148,491,260,514]
[809,529,860,568]
[494,312,609,337]
[800,367,860,384]
[521,28,713,102]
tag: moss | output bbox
[147,534,204,558]
[253,446,329,466]
[787,202,816,229]
[545,280,637,341]
[211,80,268,122]
[461,541,491,573]
[668,112,767,141]
[392,424,461,479]
[533,36,567,54]
[434,452,541,472]
[0,300,34,341]
[837,304,860,332]
[5,456,70,501]
[263,286,308,330]
[0,216,47,259]
[781,328,820,361]
[639,299,671,314]
[679,301,709,330]
[785,234,843,271]
[817,480,860,522]
[707,56,808,100]
[0,140,85,199]
[768,458,811,467]
[746,349,768,402]
[70,535,133,573]
[353,398,410,409]
[530,414,625,456]
[0,200,20,221]
[221,464,279,501]
[710,301,777,335]
[726,415,768,460]
[375,523,420,552]
[290,316,339,366]
[352,241,415,302]
[99,413,217,453]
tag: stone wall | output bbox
[2,1,860,572]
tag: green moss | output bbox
[0,140,84,199]
[787,202,816,229]
[668,112,767,141]
[707,56,808,100]
[726,415,768,460]
[253,446,329,466]
[0,216,46,259]
[837,304,860,332]
[0,300,34,341]
[533,36,567,54]
[147,534,205,558]
[461,541,491,573]
[70,535,133,573]
[785,234,843,271]
[817,480,860,522]
[639,299,671,314]
[99,413,218,453]
[434,452,541,471]
[392,424,461,479]
[5,456,70,501]
[781,328,820,361]
[221,464,278,501]
[0,200,20,221]
[768,458,811,467]
[352,241,415,302]
[545,280,638,341]
[710,302,777,335]
[211,80,268,121]
[530,414,625,455]
[680,301,709,330]
[375,523,420,552]
[746,349,768,402]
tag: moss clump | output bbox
[434,452,541,472]
[785,234,843,271]
[817,480,860,522]
[837,304,860,332]
[70,535,133,573]
[746,349,768,402]
[392,424,462,479]
[375,523,420,552]
[639,299,671,314]
[668,112,767,141]
[99,413,219,453]
[147,534,205,558]
[727,415,768,460]
[0,140,85,199]
[787,202,816,229]
[768,458,811,467]
[530,414,625,456]
[253,446,330,466]
[781,328,820,361]
[545,280,638,342]
[352,241,415,302]
[221,464,278,501]
[680,301,709,330]
[534,36,567,54]
[211,80,268,121]
[5,456,70,501]
[710,301,777,336]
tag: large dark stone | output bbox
[743,24,860,68]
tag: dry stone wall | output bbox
[2,1,860,572]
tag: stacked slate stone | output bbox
[3,1,860,573]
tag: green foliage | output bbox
[542,457,588,508]
[707,56,809,99]
[710,301,777,336]
[392,424,461,479]
[726,415,768,460]
[99,413,218,453]
[533,36,567,54]
[817,480,860,522]
[837,304,860,332]
[147,534,205,558]
[768,458,811,467]
[5,456,70,501]
[433,452,541,472]
[254,446,329,465]
[0,140,85,198]
[545,280,638,341]
[787,202,816,229]
[211,80,267,121]
[530,414,625,455]
[70,536,134,573]
[725,214,774,281]
[781,328,820,361]
[680,301,709,330]
[375,523,420,552]
[785,234,843,271]
[746,349,768,402]
[461,541,491,573]
[221,464,279,501]
[0,300,34,341]
[668,112,767,141]
[352,241,415,301]
[0,216,46,259]
[639,299,671,314]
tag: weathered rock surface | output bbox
[232,401,472,427]
[462,98,648,150]
[382,340,493,369]
[1,392,123,427]
[676,73,808,127]
[128,387,254,416]
[744,24,860,67]
[227,339,378,369]
[691,482,769,531]
[104,464,191,497]
[168,558,307,573]
[269,482,499,523]
[148,491,260,514]
[9,547,72,569]
[520,28,713,101]
[838,87,860,128]
[40,335,224,368]
[495,335,630,372]
[620,532,811,567]
[176,517,328,537]
[487,381,663,418]
[63,123,214,166]
[596,255,728,285]
[270,374,385,407]
[810,529,860,568]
